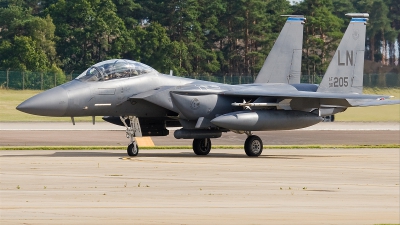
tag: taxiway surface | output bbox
[1,149,399,225]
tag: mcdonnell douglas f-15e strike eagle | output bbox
[17,14,400,157]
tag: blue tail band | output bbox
[287,17,306,22]
[350,18,368,23]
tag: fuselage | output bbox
[16,59,324,133]
[17,72,320,118]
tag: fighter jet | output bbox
[17,14,399,157]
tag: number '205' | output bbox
[333,77,349,87]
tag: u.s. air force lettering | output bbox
[338,50,353,66]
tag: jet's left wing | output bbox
[170,83,395,109]
[219,87,391,100]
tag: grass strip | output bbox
[1,144,399,150]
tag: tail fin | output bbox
[255,16,305,84]
[317,13,368,94]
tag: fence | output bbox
[0,70,74,90]
[0,70,399,90]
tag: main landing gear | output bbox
[192,138,211,155]
[190,133,263,157]
[120,116,142,157]
[244,132,263,157]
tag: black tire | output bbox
[192,138,211,155]
[127,142,139,156]
[244,135,263,157]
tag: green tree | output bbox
[386,0,400,66]
[0,36,48,71]
[134,0,220,75]
[331,0,355,32]
[0,5,60,72]
[46,0,128,72]
[121,23,185,74]
[238,0,269,74]
[112,0,141,28]
[213,0,291,75]
[352,0,393,63]
[294,0,343,78]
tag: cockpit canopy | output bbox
[76,59,157,82]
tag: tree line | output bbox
[0,0,399,78]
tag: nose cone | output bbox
[16,86,68,116]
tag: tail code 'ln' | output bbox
[338,50,353,66]
[317,14,368,94]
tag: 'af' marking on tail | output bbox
[338,50,353,66]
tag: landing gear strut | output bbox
[244,132,263,157]
[120,116,142,157]
[192,138,211,155]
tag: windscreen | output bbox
[76,59,157,82]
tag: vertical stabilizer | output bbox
[317,14,368,94]
[255,16,305,84]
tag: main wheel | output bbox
[244,135,263,157]
[192,138,211,155]
[127,142,139,156]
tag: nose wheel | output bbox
[127,142,139,156]
[120,116,142,157]
[193,138,212,155]
[244,135,263,156]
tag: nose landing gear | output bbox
[127,142,139,156]
[120,116,142,157]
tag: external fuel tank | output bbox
[210,110,322,131]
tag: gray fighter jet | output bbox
[17,14,399,157]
